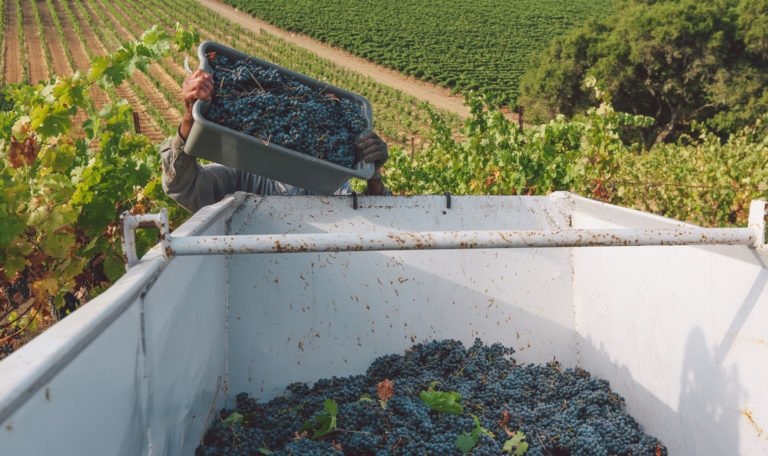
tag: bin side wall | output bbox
[142,219,230,456]
[227,195,579,399]
[572,200,768,456]
[0,300,145,455]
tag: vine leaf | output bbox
[222,412,244,427]
[502,431,528,455]
[455,431,477,454]
[455,414,493,454]
[300,399,338,439]
[419,386,463,415]
[377,379,394,408]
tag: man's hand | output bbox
[355,131,389,193]
[355,131,389,195]
[179,70,214,140]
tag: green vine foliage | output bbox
[0,25,198,355]
[383,78,768,228]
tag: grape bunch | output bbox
[196,339,666,456]
[204,54,367,168]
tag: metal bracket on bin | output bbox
[121,208,169,269]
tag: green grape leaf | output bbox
[301,399,338,439]
[419,390,464,415]
[455,431,478,454]
[103,254,126,282]
[470,414,494,438]
[1,254,26,280]
[503,432,529,455]
[222,412,244,427]
[52,75,88,110]
[174,23,200,52]
[89,56,110,82]
[323,398,338,416]
[312,414,336,439]
[40,232,76,259]
[140,25,171,55]
[42,142,77,173]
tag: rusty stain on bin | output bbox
[742,408,764,438]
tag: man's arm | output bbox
[160,131,244,212]
[160,69,245,212]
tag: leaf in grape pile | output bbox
[420,390,464,414]
[312,414,336,439]
[222,412,244,427]
[455,431,478,454]
[377,379,394,403]
[323,399,338,416]
[503,431,529,454]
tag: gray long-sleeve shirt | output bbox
[160,132,353,212]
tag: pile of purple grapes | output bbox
[204,54,367,168]
[196,339,666,456]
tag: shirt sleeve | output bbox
[160,130,246,212]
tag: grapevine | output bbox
[0,25,199,357]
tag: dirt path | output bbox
[3,0,22,83]
[195,0,477,120]
[21,0,48,84]
[37,0,71,76]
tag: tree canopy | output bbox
[518,0,768,144]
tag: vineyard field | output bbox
[221,0,615,106]
[1,0,462,148]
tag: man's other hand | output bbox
[179,70,214,140]
[355,131,389,180]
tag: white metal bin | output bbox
[1,192,766,455]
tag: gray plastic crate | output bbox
[183,41,375,195]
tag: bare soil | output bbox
[3,0,22,83]
[50,0,110,109]
[21,0,48,84]
[98,0,183,128]
[37,0,71,76]
[74,0,165,142]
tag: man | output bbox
[161,70,390,212]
